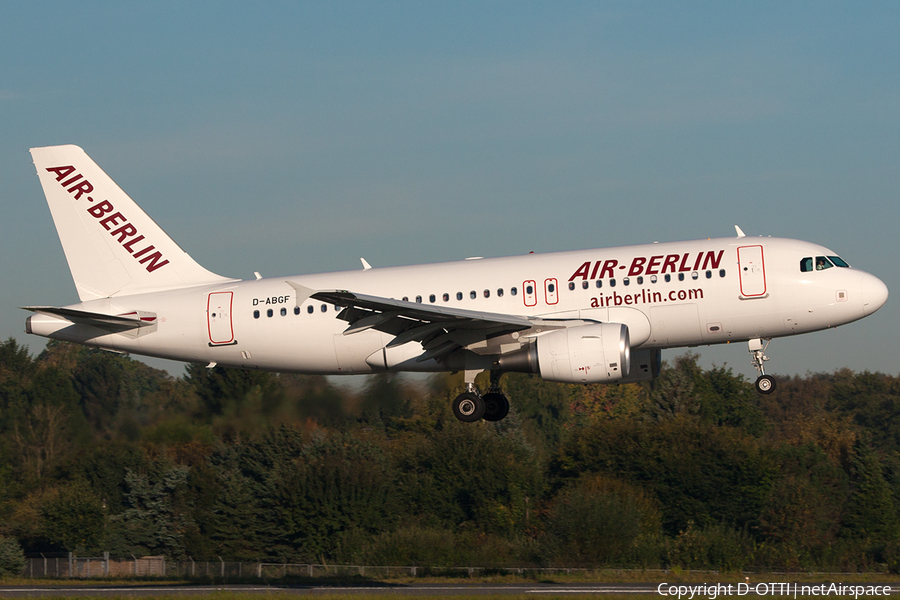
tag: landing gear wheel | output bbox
[482,392,510,422]
[755,375,776,395]
[748,338,775,396]
[452,392,485,422]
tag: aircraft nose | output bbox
[860,272,889,315]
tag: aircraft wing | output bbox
[309,288,538,362]
[21,306,158,330]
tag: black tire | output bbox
[452,392,485,422]
[482,392,510,422]
[755,374,776,394]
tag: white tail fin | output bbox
[30,145,235,301]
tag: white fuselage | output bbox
[27,235,887,375]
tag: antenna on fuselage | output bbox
[734,225,746,238]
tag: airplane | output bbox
[23,145,889,422]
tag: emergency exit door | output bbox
[737,245,767,297]
[207,292,236,345]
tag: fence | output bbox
[24,554,167,578]
[24,558,877,580]
[25,555,717,579]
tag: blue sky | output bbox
[2,2,898,379]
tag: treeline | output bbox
[2,338,900,571]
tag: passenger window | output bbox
[416,295,422,303]
[568,282,575,291]
[650,275,657,283]
[320,304,327,313]
[815,256,834,271]
[596,280,602,288]
[691,271,699,280]
[402,296,409,302]
[610,279,616,287]
[623,277,630,286]
[307,305,313,314]
[429,294,436,303]
[637,276,643,285]
[678,273,685,281]
[267,309,273,317]
[483,289,490,298]
[253,310,260,319]
[294,306,300,315]
[719,269,726,277]
[457,292,463,300]
[829,256,850,267]
[800,257,813,272]
[705,270,712,279]
[665,274,671,283]
[525,285,533,295]
[280,307,287,316]
[497,288,504,297]
[511,287,518,296]
[582,281,589,289]
[470,290,477,299]
[548,283,555,293]
[443,293,450,302]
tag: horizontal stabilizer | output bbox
[21,306,157,329]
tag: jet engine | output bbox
[499,323,630,384]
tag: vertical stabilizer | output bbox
[30,145,236,300]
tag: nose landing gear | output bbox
[749,338,776,394]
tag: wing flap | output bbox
[312,290,533,329]
[310,289,534,356]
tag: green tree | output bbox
[0,338,35,434]
[281,374,347,428]
[394,421,543,536]
[843,444,900,544]
[192,454,268,560]
[542,473,662,566]
[501,373,573,458]
[0,535,25,577]
[646,354,764,435]
[76,440,149,515]
[184,364,286,438]
[829,370,900,454]
[358,374,412,424]
[39,482,105,553]
[757,444,848,569]
[205,427,397,561]
[107,460,193,558]
[554,416,772,535]
[667,521,754,570]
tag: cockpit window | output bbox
[815,256,834,270]
[800,257,813,272]
[802,255,849,272]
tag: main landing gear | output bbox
[749,338,776,394]
[451,370,511,423]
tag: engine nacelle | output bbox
[533,323,630,384]
[618,348,662,384]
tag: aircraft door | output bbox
[737,245,767,297]
[207,292,236,345]
[544,278,559,305]
[523,280,537,307]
